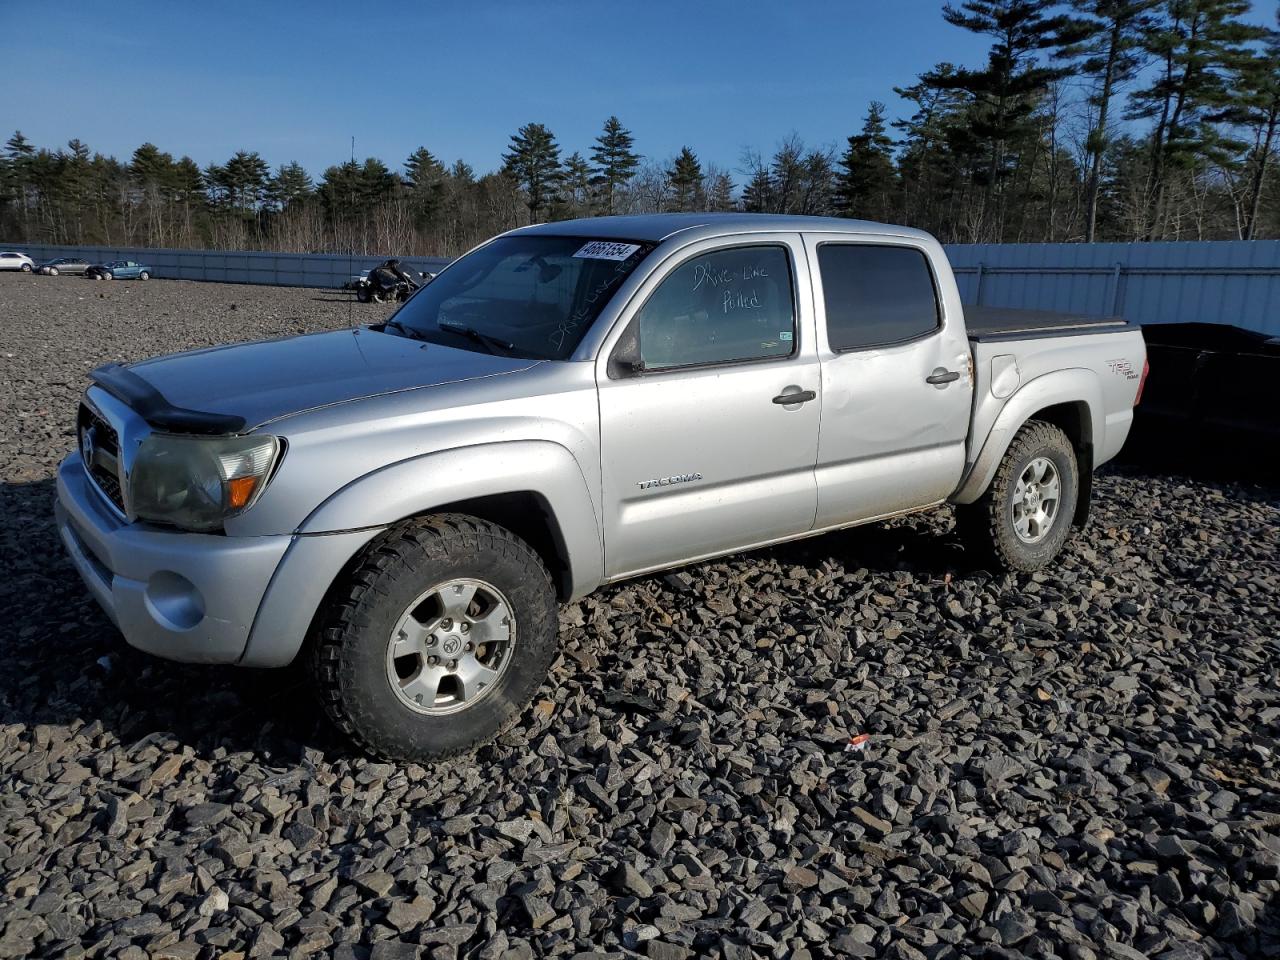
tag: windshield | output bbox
[386,235,654,360]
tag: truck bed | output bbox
[967,307,1131,342]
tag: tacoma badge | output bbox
[637,472,703,490]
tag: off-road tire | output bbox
[310,514,558,762]
[956,420,1079,573]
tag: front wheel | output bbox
[102,271,113,280]
[955,420,1079,573]
[139,271,150,281]
[355,286,372,303]
[310,514,559,762]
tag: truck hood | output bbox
[112,328,539,431]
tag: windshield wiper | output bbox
[438,321,515,355]
[381,319,429,342]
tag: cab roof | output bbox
[509,212,936,245]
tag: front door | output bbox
[596,235,821,579]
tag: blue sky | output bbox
[3,0,1275,181]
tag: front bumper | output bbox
[55,453,291,664]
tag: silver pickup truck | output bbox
[56,214,1147,761]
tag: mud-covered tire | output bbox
[310,514,558,762]
[956,420,1079,573]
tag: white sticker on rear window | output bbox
[573,241,641,261]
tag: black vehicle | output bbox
[38,257,92,277]
[344,259,433,303]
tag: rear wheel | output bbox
[310,514,559,762]
[956,420,1079,573]
[139,271,150,281]
[356,286,372,303]
[20,263,31,272]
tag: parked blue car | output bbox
[86,260,153,281]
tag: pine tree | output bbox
[590,116,640,215]
[502,122,562,221]
[270,162,313,209]
[924,0,1075,239]
[666,147,703,211]
[770,136,806,213]
[1129,0,1265,239]
[837,101,898,221]
[559,152,592,217]
[704,167,736,211]
[404,147,446,224]
[220,150,270,212]
[741,165,773,213]
[893,70,977,235]
[131,143,173,187]
[5,131,36,234]
[1217,7,1279,239]
[1059,1,1160,241]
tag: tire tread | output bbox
[956,419,1079,573]
[309,513,555,761]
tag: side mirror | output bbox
[608,325,645,378]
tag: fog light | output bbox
[145,571,205,630]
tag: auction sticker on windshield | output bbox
[573,241,641,261]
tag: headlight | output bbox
[130,434,281,532]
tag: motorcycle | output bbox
[344,259,434,303]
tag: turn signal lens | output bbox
[226,475,260,510]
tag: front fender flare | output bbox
[240,440,604,667]
[952,368,1103,505]
[300,439,604,596]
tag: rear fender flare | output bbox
[952,369,1103,505]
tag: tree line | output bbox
[2,0,1277,255]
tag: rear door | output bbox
[595,234,821,578]
[802,234,973,527]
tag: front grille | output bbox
[77,403,126,514]
[91,467,125,512]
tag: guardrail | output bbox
[6,238,1279,336]
[4,242,451,290]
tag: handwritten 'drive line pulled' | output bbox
[692,262,770,292]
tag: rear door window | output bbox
[634,246,796,371]
[817,244,940,351]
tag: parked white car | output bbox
[0,251,34,272]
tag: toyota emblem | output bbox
[81,426,96,466]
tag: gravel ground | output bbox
[1,272,1279,960]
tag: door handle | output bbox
[772,389,816,405]
[926,368,960,385]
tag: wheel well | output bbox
[421,491,573,600]
[1027,401,1094,526]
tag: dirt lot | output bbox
[1,272,1278,960]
